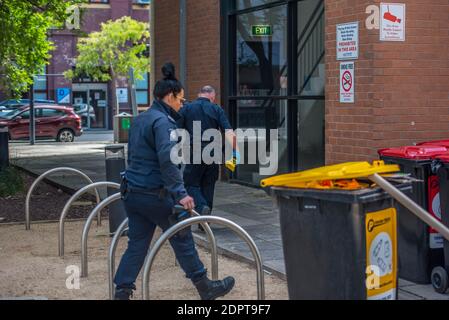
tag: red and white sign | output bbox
[428,176,444,249]
[380,3,405,41]
[340,62,355,103]
[337,22,359,60]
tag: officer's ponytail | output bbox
[154,62,184,100]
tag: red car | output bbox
[0,105,83,142]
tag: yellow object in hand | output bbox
[225,158,237,172]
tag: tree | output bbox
[65,16,150,114]
[0,0,83,98]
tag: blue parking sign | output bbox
[57,88,71,104]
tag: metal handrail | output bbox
[25,167,101,230]
[81,193,121,278]
[58,181,120,257]
[142,215,265,300]
[369,174,449,241]
[107,209,219,300]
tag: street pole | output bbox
[29,82,35,145]
[128,67,138,116]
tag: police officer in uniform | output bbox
[114,63,235,300]
[179,86,239,222]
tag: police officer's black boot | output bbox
[114,288,134,300]
[193,274,235,300]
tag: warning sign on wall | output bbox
[380,3,406,41]
[365,208,397,300]
[337,22,359,60]
[340,62,355,103]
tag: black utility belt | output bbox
[128,187,168,198]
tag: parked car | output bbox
[0,105,82,142]
[72,103,96,127]
[0,99,56,107]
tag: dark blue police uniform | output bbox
[179,97,232,215]
[114,99,206,291]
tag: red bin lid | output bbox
[417,139,449,148]
[433,153,449,163]
[378,145,449,160]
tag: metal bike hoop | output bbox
[25,167,101,230]
[108,211,219,299]
[59,181,120,257]
[81,193,121,278]
[142,215,265,300]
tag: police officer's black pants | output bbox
[184,163,219,214]
[114,192,207,290]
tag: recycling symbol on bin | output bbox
[369,232,393,277]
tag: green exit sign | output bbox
[252,25,272,36]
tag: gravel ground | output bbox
[0,220,288,300]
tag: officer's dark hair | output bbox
[153,62,184,100]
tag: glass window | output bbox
[136,91,148,105]
[18,111,30,120]
[297,0,325,96]
[136,73,149,90]
[297,99,325,170]
[41,109,65,118]
[236,5,287,97]
[236,0,278,10]
[235,99,289,184]
[34,92,47,100]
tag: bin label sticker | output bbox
[366,208,397,300]
[428,175,444,248]
[121,118,131,130]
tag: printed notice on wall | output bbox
[380,3,405,41]
[337,22,359,60]
[340,62,355,104]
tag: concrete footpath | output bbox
[8,132,449,300]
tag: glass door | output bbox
[89,90,107,129]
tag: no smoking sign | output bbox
[340,62,355,103]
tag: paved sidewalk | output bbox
[8,140,449,300]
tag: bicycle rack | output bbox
[81,193,121,278]
[107,209,219,300]
[25,167,101,230]
[59,181,120,257]
[142,215,265,300]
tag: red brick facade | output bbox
[325,0,449,163]
[154,0,221,103]
[154,0,449,166]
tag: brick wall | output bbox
[325,0,449,164]
[186,0,221,103]
[154,0,180,90]
[154,0,221,104]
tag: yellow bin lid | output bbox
[260,161,400,188]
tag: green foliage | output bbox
[65,16,150,82]
[0,0,84,98]
[0,167,25,197]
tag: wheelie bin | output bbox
[262,161,410,300]
[379,145,448,284]
[431,153,449,294]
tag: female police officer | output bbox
[113,63,235,300]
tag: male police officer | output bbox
[179,86,239,223]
